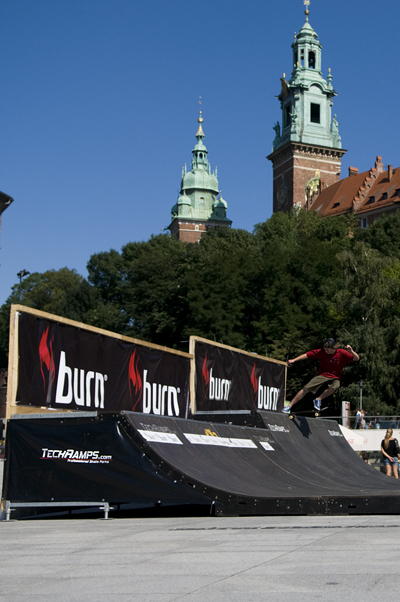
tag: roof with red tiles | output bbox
[312,157,400,218]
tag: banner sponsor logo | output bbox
[128,349,142,410]
[41,448,113,464]
[209,369,231,401]
[201,356,232,402]
[55,351,107,408]
[39,326,56,404]
[142,370,180,416]
[184,433,257,448]
[259,441,275,451]
[256,377,280,411]
[328,430,343,437]
[267,424,290,433]
[138,430,183,444]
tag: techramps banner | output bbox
[3,410,400,517]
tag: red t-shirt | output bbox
[306,348,354,379]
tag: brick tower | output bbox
[168,112,232,243]
[267,2,346,212]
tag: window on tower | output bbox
[284,104,292,127]
[308,51,315,68]
[300,49,304,67]
[310,103,320,124]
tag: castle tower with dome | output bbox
[267,2,346,212]
[168,112,232,243]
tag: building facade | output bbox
[267,5,346,213]
[168,112,231,243]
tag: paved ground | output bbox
[2,461,400,601]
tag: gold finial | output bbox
[304,0,310,16]
[196,108,204,137]
[283,73,286,79]
[198,97,204,125]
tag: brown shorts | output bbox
[303,374,340,395]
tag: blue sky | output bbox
[0,0,398,305]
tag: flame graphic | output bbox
[129,349,142,410]
[202,355,209,389]
[38,326,55,395]
[250,363,258,397]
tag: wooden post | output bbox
[5,305,20,428]
[189,336,196,415]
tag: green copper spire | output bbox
[272,1,341,151]
[170,112,231,223]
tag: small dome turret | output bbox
[213,191,228,218]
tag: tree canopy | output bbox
[2,209,400,415]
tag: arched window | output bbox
[308,51,315,68]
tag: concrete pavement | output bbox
[2,459,400,601]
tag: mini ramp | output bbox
[3,411,400,517]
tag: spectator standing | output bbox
[381,429,399,479]
[375,412,381,429]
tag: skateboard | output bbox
[289,406,328,419]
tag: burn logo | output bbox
[55,351,107,408]
[38,326,55,405]
[251,363,280,411]
[201,356,231,401]
[129,349,143,411]
[128,350,181,416]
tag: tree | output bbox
[0,268,102,368]
[334,242,400,412]
[251,211,354,398]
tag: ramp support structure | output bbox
[4,501,112,521]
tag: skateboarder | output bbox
[282,338,359,414]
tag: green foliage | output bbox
[2,209,400,415]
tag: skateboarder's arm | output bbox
[345,345,359,362]
[287,353,308,366]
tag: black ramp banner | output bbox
[194,339,285,412]
[16,312,190,417]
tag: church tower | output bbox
[267,2,346,212]
[168,112,232,243]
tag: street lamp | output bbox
[17,269,30,301]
